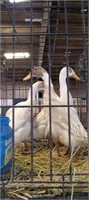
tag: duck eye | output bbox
[68,67,72,73]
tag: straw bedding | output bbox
[2,140,88,199]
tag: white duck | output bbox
[59,67,80,118]
[33,67,80,147]
[23,67,88,155]
[6,81,44,150]
[23,68,54,147]
[59,67,80,104]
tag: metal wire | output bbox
[30,0,34,182]
[48,0,53,182]
[11,0,15,180]
[64,0,72,180]
[87,2,89,197]
[5,1,30,69]
[1,32,88,37]
[0,0,88,199]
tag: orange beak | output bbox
[71,72,81,81]
[23,73,31,81]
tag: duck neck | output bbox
[59,72,67,97]
[42,72,53,89]
[28,86,37,101]
[59,71,73,104]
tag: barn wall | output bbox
[0,81,87,99]
[54,81,86,98]
[0,80,87,128]
[0,82,29,99]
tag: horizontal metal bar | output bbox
[0,104,88,108]
[0,180,88,185]
[0,32,88,37]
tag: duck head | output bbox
[37,80,45,91]
[59,67,80,81]
[23,67,46,81]
[23,66,53,88]
[68,67,80,81]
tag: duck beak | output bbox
[23,73,31,81]
[72,72,81,81]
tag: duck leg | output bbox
[48,137,55,149]
[54,140,66,157]
[22,139,29,152]
[46,134,54,149]
[65,147,70,155]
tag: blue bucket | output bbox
[0,116,13,175]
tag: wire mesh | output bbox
[0,0,88,199]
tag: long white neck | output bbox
[59,69,73,104]
[42,72,53,89]
[42,71,59,102]
[28,84,38,101]
[59,71,67,96]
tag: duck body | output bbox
[59,67,80,118]
[23,67,88,153]
[6,100,32,131]
[32,108,47,140]
[59,101,87,148]
[6,81,44,145]
[6,103,32,146]
[44,84,88,149]
[59,67,73,105]
[54,104,87,148]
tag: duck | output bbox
[23,67,55,148]
[32,108,47,140]
[59,67,80,105]
[59,67,80,118]
[23,67,88,155]
[6,81,45,151]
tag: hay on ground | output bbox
[2,140,88,199]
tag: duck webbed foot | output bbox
[22,139,29,154]
[46,134,54,149]
[54,141,66,157]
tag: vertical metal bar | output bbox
[0,0,2,117]
[51,0,60,65]
[30,0,34,181]
[6,73,7,110]
[1,181,5,199]
[81,0,88,129]
[11,0,15,180]
[81,5,88,193]
[6,3,30,69]
[88,41,89,200]
[81,1,88,85]
[64,0,72,181]
[48,0,53,181]
[88,0,89,197]
[62,175,66,200]
[0,4,1,189]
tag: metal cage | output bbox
[0,0,89,199]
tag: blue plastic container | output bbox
[0,116,13,175]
